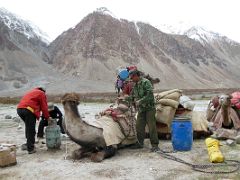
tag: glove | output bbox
[47,117,55,125]
[47,117,53,121]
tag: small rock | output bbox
[226,139,236,146]
[5,115,12,119]
[13,117,21,122]
[234,135,240,144]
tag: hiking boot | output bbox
[129,143,143,149]
[150,146,160,152]
[21,144,27,151]
[28,149,36,154]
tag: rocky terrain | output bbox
[49,8,240,89]
[0,8,56,93]
[1,7,240,96]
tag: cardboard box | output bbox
[0,144,17,168]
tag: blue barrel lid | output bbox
[118,69,129,80]
[173,116,191,121]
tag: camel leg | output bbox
[72,147,92,160]
[90,145,117,162]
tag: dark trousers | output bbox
[137,109,159,147]
[37,118,65,138]
[17,108,36,151]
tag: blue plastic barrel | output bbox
[118,69,129,80]
[171,117,193,151]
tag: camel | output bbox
[138,71,160,85]
[207,94,240,139]
[61,93,136,162]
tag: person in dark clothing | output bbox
[37,102,65,138]
[17,85,50,154]
[115,76,124,96]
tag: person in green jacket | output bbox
[126,69,159,152]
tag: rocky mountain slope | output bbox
[0,8,57,93]
[1,7,240,96]
[0,8,122,96]
[49,9,240,89]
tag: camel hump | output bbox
[61,93,80,104]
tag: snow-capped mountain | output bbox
[0,7,50,44]
[0,7,56,92]
[0,7,51,63]
[183,26,238,45]
[158,22,238,45]
[1,8,240,95]
[49,10,240,90]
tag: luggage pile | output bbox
[154,89,209,134]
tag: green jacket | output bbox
[127,78,155,112]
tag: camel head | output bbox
[219,94,232,107]
[61,93,81,119]
[61,93,80,105]
[140,72,160,85]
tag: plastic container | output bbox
[118,69,129,80]
[171,117,193,151]
[45,119,61,149]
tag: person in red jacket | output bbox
[17,85,50,154]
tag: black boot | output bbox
[150,146,160,152]
[103,146,117,158]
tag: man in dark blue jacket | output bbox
[37,102,65,138]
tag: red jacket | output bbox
[17,88,50,120]
[123,81,134,95]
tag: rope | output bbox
[64,141,68,160]
[63,116,69,160]
[156,150,240,174]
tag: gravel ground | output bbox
[0,103,240,180]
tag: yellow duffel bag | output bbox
[205,138,224,163]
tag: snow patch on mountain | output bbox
[95,7,118,20]
[0,7,50,44]
[157,21,193,34]
[134,21,140,35]
[158,21,238,45]
[184,26,220,44]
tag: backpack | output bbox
[231,92,240,109]
[116,79,123,89]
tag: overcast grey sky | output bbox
[1,0,240,42]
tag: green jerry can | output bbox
[45,118,61,149]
